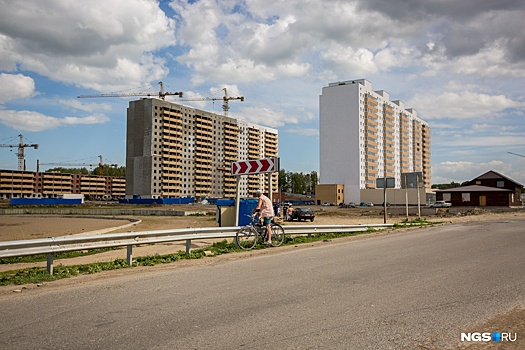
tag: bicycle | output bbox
[235,215,285,250]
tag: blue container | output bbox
[215,198,259,226]
[238,199,258,226]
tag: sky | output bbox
[0,0,524,186]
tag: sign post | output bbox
[231,157,279,226]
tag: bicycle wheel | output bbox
[235,227,258,250]
[270,223,285,247]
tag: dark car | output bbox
[291,208,315,222]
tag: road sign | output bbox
[231,157,279,176]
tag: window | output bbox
[497,181,504,188]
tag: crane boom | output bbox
[38,155,118,171]
[177,88,244,117]
[77,82,183,100]
[0,134,39,171]
[507,152,525,158]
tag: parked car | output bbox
[431,201,452,208]
[291,208,315,222]
[339,202,357,208]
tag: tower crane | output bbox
[37,155,117,172]
[507,152,525,158]
[0,134,39,171]
[77,82,183,100]
[177,88,244,117]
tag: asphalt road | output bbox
[0,219,524,349]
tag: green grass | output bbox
[393,218,442,228]
[0,247,122,264]
[0,221,432,286]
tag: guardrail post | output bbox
[47,254,53,275]
[127,245,133,265]
[186,239,191,255]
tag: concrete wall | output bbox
[360,188,428,205]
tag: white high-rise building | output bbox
[319,79,431,203]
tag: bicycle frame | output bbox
[235,214,285,250]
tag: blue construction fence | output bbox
[118,197,195,205]
[10,198,83,206]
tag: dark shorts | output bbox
[262,217,273,225]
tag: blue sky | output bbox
[1,0,524,186]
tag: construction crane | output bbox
[508,152,525,158]
[177,88,244,117]
[38,155,117,172]
[77,82,183,100]
[0,134,39,171]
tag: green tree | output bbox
[431,181,462,189]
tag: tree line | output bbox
[43,165,126,177]
[278,169,318,195]
[431,181,469,189]
[44,166,318,195]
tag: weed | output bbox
[0,247,121,264]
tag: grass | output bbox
[0,247,121,264]
[393,218,441,228]
[0,221,432,286]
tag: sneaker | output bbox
[264,241,272,245]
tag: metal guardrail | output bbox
[0,224,392,275]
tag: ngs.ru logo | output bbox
[461,332,517,342]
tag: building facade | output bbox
[319,79,431,203]
[126,98,278,199]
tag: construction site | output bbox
[0,84,278,201]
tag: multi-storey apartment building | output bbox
[319,79,431,203]
[126,98,278,199]
[0,169,125,199]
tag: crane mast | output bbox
[0,134,39,171]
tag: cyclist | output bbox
[253,189,273,245]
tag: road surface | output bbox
[0,219,523,349]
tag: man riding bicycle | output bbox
[253,189,273,245]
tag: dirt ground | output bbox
[1,205,524,348]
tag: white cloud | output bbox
[0,34,20,70]
[0,0,176,91]
[436,160,510,176]
[0,110,109,132]
[59,99,112,113]
[0,73,36,103]
[236,106,299,128]
[286,128,319,136]
[432,160,524,185]
[409,91,525,119]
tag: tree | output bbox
[431,181,462,189]
[277,169,318,195]
[278,169,289,192]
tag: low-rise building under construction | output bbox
[0,169,125,200]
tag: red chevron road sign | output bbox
[231,157,279,176]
